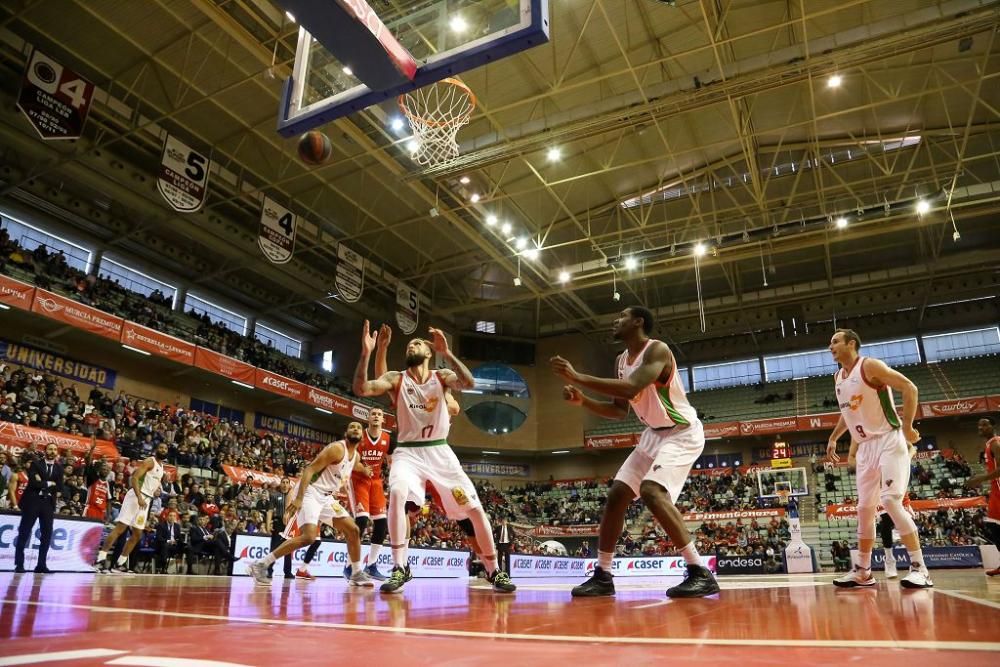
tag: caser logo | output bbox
[239,545,269,560]
[514,558,532,569]
[263,375,298,394]
[325,550,347,563]
[627,559,663,570]
[422,556,445,566]
[534,560,552,569]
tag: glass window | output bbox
[463,364,531,434]
[1,213,91,272]
[676,367,690,393]
[864,337,920,366]
[255,322,301,358]
[468,363,530,398]
[692,358,761,390]
[475,321,496,334]
[99,258,176,305]
[923,327,1000,361]
[465,402,528,435]
[185,293,246,335]
[764,349,838,381]
[321,350,334,373]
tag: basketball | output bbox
[297,130,332,165]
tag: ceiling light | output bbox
[513,276,522,287]
[470,193,481,203]
[449,16,467,32]
[314,407,333,415]
[459,176,471,184]
[916,199,931,215]
[515,237,527,250]
[485,214,497,226]
[231,380,254,390]
[552,450,570,454]
[693,242,707,257]
[523,247,540,260]
[624,256,638,270]
[500,222,512,235]
[343,66,353,76]
[835,216,848,229]
[406,139,419,154]
[285,11,295,22]
[122,344,151,356]
[827,74,842,88]
[482,451,501,455]
[0,304,9,311]
[559,271,570,283]
[547,147,562,162]
[390,117,404,131]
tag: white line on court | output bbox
[933,588,1000,611]
[0,649,128,666]
[2,598,999,653]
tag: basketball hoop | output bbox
[776,488,790,507]
[399,78,477,167]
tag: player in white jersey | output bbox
[551,306,720,598]
[94,441,168,574]
[248,421,374,587]
[825,328,931,589]
[353,320,516,594]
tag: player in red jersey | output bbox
[7,462,28,511]
[965,417,1000,576]
[348,406,391,580]
[83,435,112,522]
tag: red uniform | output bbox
[14,471,28,506]
[351,428,390,518]
[985,435,1000,524]
[84,479,110,520]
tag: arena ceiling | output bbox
[1,0,999,347]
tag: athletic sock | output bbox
[597,550,614,572]
[262,553,277,566]
[351,561,361,575]
[858,551,872,570]
[483,554,498,575]
[97,550,108,563]
[116,555,128,567]
[679,541,701,566]
[368,543,382,565]
[392,544,408,570]
[906,548,928,573]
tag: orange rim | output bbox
[398,77,477,128]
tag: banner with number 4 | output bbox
[17,49,94,140]
[258,196,297,264]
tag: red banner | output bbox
[0,422,119,459]
[704,421,741,438]
[192,347,255,384]
[919,397,989,418]
[738,416,799,436]
[988,395,1000,412]
[221,464,292,488]
[0,274,35,310]
[31,289,123,341]
[254,368,307,401]
[825,496,986,517]
[683,508,785,521]
[305,386,352,416]
[584,433,637,450]
[120,321,195,364]
[796,413,841,431]
[529,524,600,537]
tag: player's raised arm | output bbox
[354,320,399,397]
[550,341,670,400]
[429,327,474,390]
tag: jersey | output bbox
[308,443,358,496]
[985,436,1000,523]
[15,471,28,504]
[616,339,696,429]
[835,357,901,442]
[136,458,164,497]
[355,428,390,478]
[84,479,110,519]
[395,369,452,444]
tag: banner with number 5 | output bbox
[258,196,297,264]
[395,281,419,335]
[17,48,94,140]
[157,134,210,212]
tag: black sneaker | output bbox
[571,566,615,597]
[666,564,720,598]
[488,570,517,593]
[380,565,412,594]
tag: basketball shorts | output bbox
[615,420,705,503]
[855,429,911,507]
[116,489,152,529]
[351,474,387,519]
[282,485,351,538]
[389,443,481,520]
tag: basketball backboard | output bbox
[275,0,549,137]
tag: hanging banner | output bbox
[0,274,35,310]
[395,281,419,335]
[738,416,799,436]
[335,243,365,303]
[16,48,94,140]
[258,196,297,264]
[31,289,123,341]
[584,433,637,450]
[0,339,116,389]
[0,422,119,459]
[919,397,989,418]
[121,321,196,364]
[704,421,741,439]
[254,368,307,401]
[193,347,255,384]
[305,386,352,416]
[825,496,986,518]
[989,395,1000,412]
[221,464,291,488]
[156,134,210,212]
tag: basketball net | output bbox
[399,78,477,167]
[776,488,790,507]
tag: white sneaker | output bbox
[833,567,877,588]
[248,560,271,587]
[900,569,933,589]
[884,557,898,579]
[349,569,375,587]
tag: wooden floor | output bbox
[1,570,999,665]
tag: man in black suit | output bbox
[493,517,515,574]
[186,514,214,574]
[155,510,184,573]
[265,477,294,579]
[14,443,64,573]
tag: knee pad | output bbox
[457,518,476,537]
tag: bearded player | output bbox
[354,321,515,594]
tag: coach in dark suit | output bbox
[493,517,515,574]
[14,444,64,573]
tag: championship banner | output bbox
[254,413,337,445]
[222,464,289,488]
[232,534,469,578]
[193,347,255,384]
[0,339,116,389]
[0,512,103,572]
[795,413,841,431]
[0,274,35,310]
[121,321,196,364]
[583,433,636,450]
[0,422,119,459]
[30,289,123,341]
[156,134,210,212]
[704,421,741,439]
[16,49,94,140]
[253,368,307,401]
[305,386,352,416]
[258,196,297,264]
[461,461,531,478]
[919,397,989,418]
[395,281,419,335]
[335,243,365,303]
[738,416,799,436]
[825,496,986,518]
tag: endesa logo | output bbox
[422,556,445,567]
[533,560,553,570]
[627,559,663,570]
[514,558,533,569]
[719,557,763,568]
